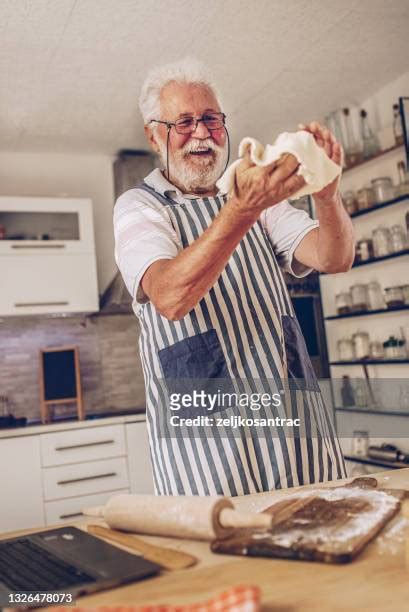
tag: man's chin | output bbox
[185,153,216,166]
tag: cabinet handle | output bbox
[11,244,66,249]
[14,301,69,307]
[55,439,115,451]
[57,472,117,485]
[59,511,83,519]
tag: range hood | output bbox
[99,271,133,315]
[99,149,155,315]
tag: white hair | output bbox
[139,57,221,125]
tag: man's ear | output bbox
[144,125,160,154]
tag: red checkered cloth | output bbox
[52,584,261,612]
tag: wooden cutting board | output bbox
[211,477,407,563]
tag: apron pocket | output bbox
[158,329,230,379]
[158,330,234,418]
[282,315,320,392]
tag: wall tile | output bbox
[0,314,145,422]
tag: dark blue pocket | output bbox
[282,315,320,392]
[158,329,230,379]
[158,329,233,418]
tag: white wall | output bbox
[361,70,409,136]
[0,151,116,294]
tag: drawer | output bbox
[41,424,126,467]
[44,488,129,525]
[42,457,129,501]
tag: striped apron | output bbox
[135,182,346,496]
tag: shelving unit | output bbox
[317,142,409,448]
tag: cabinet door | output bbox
[1,253,98,315]
[0,436,45,532]
[0,197,95,255]
[125,421,155,494]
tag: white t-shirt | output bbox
[113,168,319,306]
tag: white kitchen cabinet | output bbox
[1,253,98,315]
[0,436,45,533]
[125,422,155,493]
[0,416,149,531]
[0,196,98,315]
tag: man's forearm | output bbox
[314,193,355,273]
[143,198,259,319]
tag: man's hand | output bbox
[232,150,306,214]
[298,121,344,204]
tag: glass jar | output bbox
[401,284,409,305]
[384,286,404,309]
[397,161,409,196]
[335,291,352,315]
[353,331,370,360]
[366,281,385,310]
[356,187,375,210]
[354,379,368,407]
[369,341,385,359]
[355,238,374,262]
[383,336,403,359]
[371,177,395,203]
[342,191,358,215]
[337,338,355,361]
[350,283,368,312]
[372,226,392,257]
[390,224,407,253]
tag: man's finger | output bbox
[268,153,300,184]
[282,173,306,196]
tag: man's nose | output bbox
[192,119,211,138]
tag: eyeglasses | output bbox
[149,112,226,135]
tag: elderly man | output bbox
[114,58,354,496]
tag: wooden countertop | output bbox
[3,469,409,610]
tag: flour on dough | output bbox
[217,130,342,199]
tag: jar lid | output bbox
[383,336,398,347]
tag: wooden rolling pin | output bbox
[82,494,272,541]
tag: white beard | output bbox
[157,136,228,194]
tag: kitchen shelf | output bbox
[343,143,404,173]
[319,249,409,275]
[330,359,409,366]
[352,249,409,269]
[344,454,408,470]
[325,304,409,320]
[350,194,409,219]
[336,406,409,417]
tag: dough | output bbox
[217,130,342,199]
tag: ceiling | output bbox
[1,0,408,156]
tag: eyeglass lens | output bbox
[175,113,225,134]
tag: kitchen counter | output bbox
[0,410,146,440]
[2,468,409,610]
